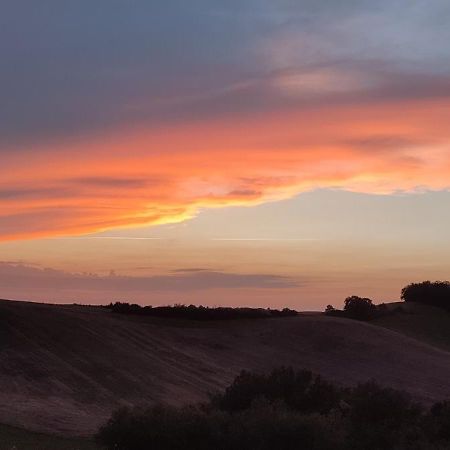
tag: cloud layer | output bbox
[0,262,297,304]
[1,0,450,240]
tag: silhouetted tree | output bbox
[324,304,346,318]
[401,281,450,310]
[343,296,378,321]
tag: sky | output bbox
[1,0,450,308]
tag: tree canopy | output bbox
[401,281,450,310]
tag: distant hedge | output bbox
[97,367,450,450]
[105,302,298,321]
[401,281,450,310]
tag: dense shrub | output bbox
[213,367,341,414]
[401,281,450,310]
[97,403,342,450]
[347,381,424,449]
[97,367,450,450]
[426,401,450,444]
[97,405,226,450]
[106,302,298,321]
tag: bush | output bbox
[401,281,450,310]
[426,401,450,444]
[228,404,343,450]
[97,367,450,450]
[213,367,341,414]
[347,381,424,449]
[97,403,342,450]
[97,405,226,450]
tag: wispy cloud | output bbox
[210,238,320,241]
[62,237,163,241]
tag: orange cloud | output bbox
[1,97,450,240]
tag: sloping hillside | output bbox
[1,299,450,437]
[373,301,450,351]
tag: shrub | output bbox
[426,401,450,443]
[96,405,227,450]
[97,403,343,450]
[229,404,343,450]
[213,367,341,414]
[97,367,450,450]
[347,381,424,449]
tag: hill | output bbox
[373,301,450,351]
[1,299,450,438]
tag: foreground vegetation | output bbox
[106,302,298,320]
[97,367,450,450]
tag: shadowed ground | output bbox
[1,299,450,436]
[374,301,450,351]
[0,423,98,450]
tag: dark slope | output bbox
[1,299,450,436]
[373,301,450,351]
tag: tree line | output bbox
[106,302,298,321]
[325,280,450,321]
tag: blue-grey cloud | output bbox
[1,0,450,146]
[0,262,299,296]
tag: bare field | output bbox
[1,299,450,437]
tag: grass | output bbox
[0,424,100,450]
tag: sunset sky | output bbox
[1,0,450,308]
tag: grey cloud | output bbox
[0,187,73,200]
[0,262,299,294]
[345,135,430,152]
[0,0,264,145]
[171,268,210,273]
[68,177,155,189]
[0,177,156,204]
[266,1,450,70]
[228,190,262,197]
[1,0,449,146]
